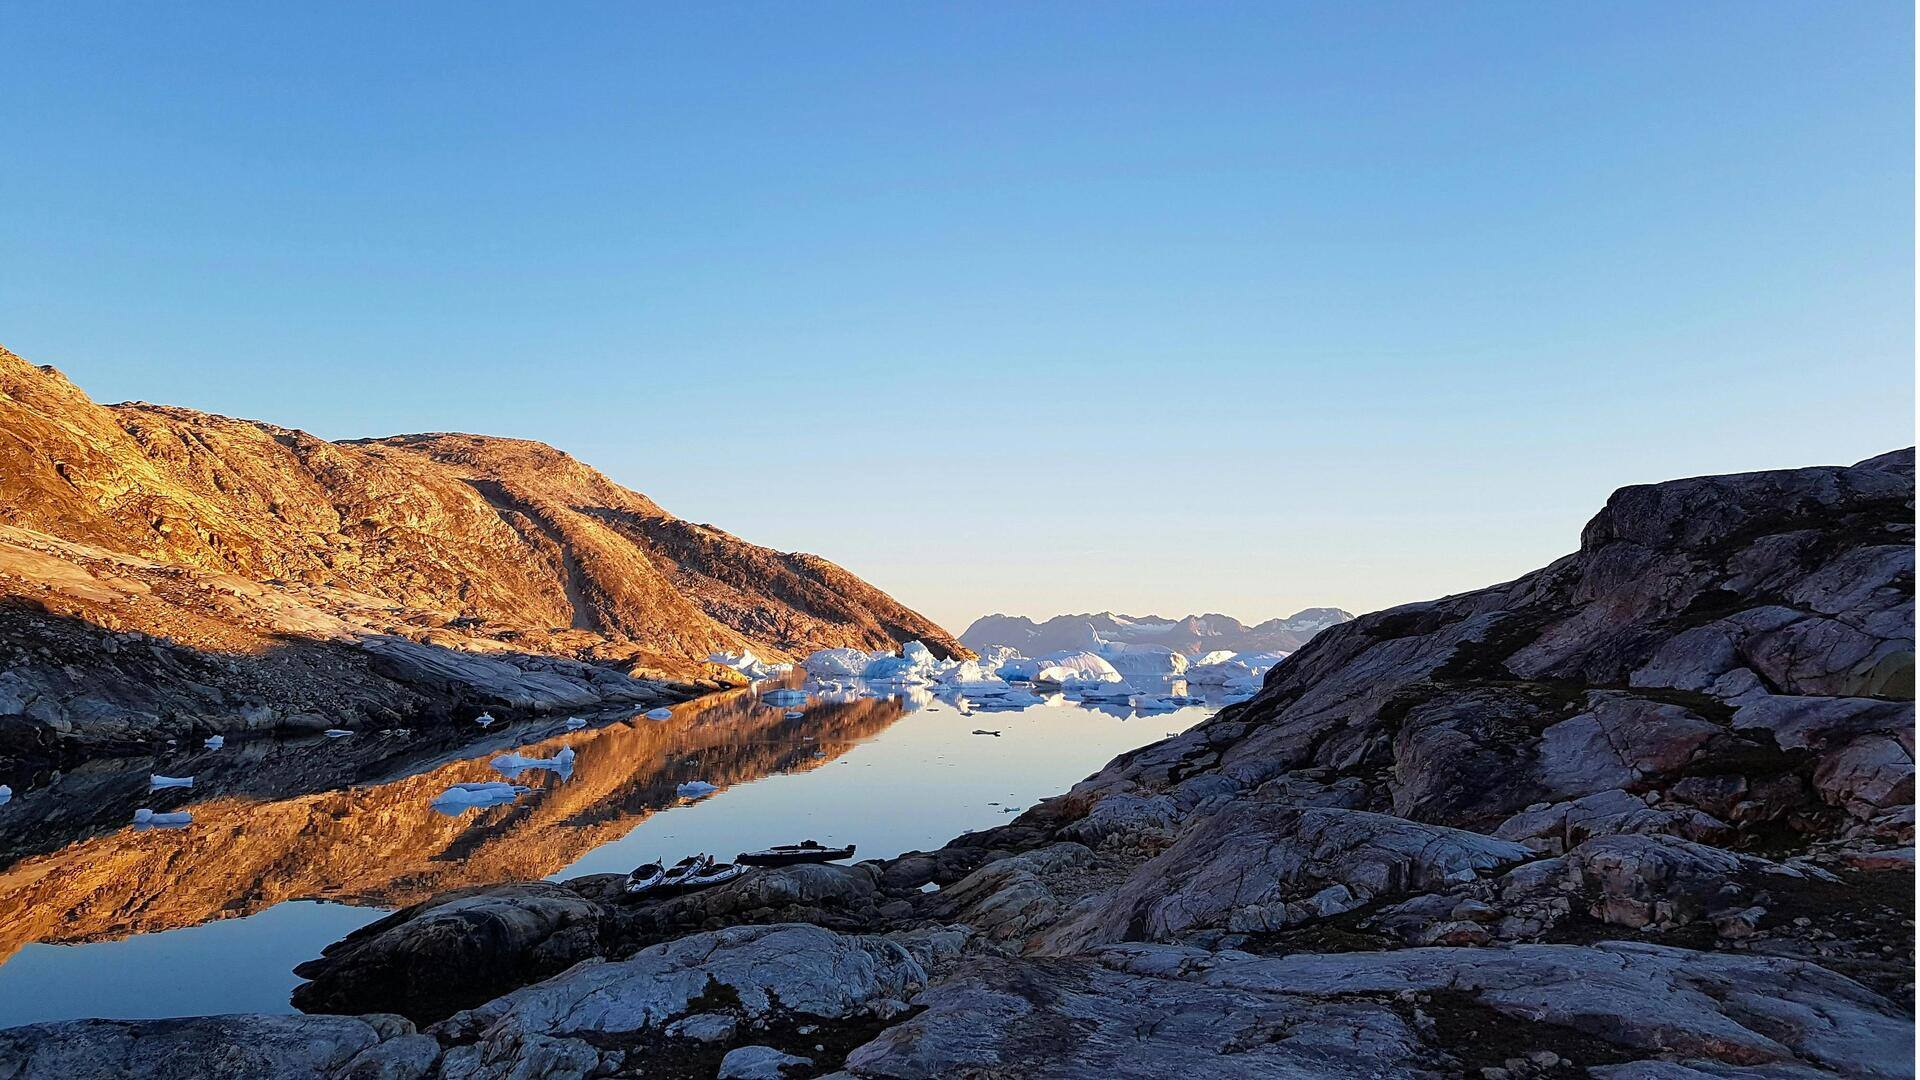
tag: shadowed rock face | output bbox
[4,452,1912,1079]
[0,345,961,769]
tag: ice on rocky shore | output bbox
[801,647,872,678]
[490,747,576,777]
[643,707,674,720]
[149,774,194,790]
[676,780,719,799]
[431,782,529,813]
[133,808,192,828]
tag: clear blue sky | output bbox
[2,3,1911,632]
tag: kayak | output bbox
[736,840,856,867]
[625,854,709,897]
[678,861,751,890]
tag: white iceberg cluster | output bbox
[1185,650,1288,694]
[707,649,792,681]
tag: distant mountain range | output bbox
[959,608,1354,658]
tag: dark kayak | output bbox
[736,840,856,866]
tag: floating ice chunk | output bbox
[1074,680,1138,701]
[902,640,935,668]
[202,735,225,750]
[323,729,353,738]
[1193,650,1238,667]
[133,808,192,828]
[644,707,674,721]
[0,785,11,806]
[564,717,588,730]
[490,747,576,777]
[431,782,529,812]
[975,644,1023,670]
[149,774,194,790]
[784,711,805,719]
[474,713,498,727]
[760,689,809,706]
[995,657,1045,681]
[676,780,719,799]
[1127,694,1180,711]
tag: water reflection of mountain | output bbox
[0,683,908,962]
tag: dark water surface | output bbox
[0,676,1212,1026]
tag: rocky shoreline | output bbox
[1,450,1912,1079]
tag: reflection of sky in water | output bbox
[0,679,1210,1026]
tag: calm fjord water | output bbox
[0,676,1213,1026]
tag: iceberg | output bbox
[760,688,809,706]
[490,747,576,777]
[0,784,11,806]
[1030,651,1123,685]
[132,808,192,828]
[801,647,871,678]
[1127,693,1181,711]
[995,657,1045,681]
[149,774,194,790]
[708,649,790,681]
[202,735,225,750]
[901,640,935,669]
[323,729,353,738]
[676,780,719,799]
[643,707,674,720]
[1073,680,1139,702]
[431,782,529,812]
[1186,650,1288,685]
[1099,642,1188,678]
[1193,650,1237,667]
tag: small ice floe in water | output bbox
[918,881,941,893]
[676,780,719,799]
[1127,694,1179,712]
[0,785,11,807]
[149,774,194,790]
[784,711,805,720]
[643,707,673,721]
[565,717,588,730]
[490,747,575,777]
[324,729,353,738]
[203,735,225,750]
[133,808,192,829]
[475,712,498,728]
[760,689,808,706]
[971,729,1001,737]
[431,782,529,813]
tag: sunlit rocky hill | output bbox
[0,345,961,769]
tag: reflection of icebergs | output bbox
[490,747,576,779]
[431,782,529,813]
[643,707,674,721]
[675,780,718,799]
[149,775,194,790]
[760,689,809,706]
[133,809,192,829]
